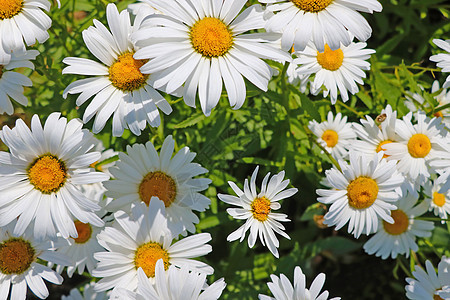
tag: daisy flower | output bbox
[0,49,39,115]
[62,282,108,300]
[131,0,292,116]
[308,111,357,160]
[363,191,434,259]
[0,113,108,239]
[92,199,213,293]
[0,221,70,300]
[424,173,450,222]
[293,40,375,104]
[217,166,297,258]
[430,39,450,89]
[63,3,172,137]
[317,151,404,238]
[261,0,382,52]
[258,265,340,300]
[104,135,211,235]
[383,111,450,185]
[405,256,450,300]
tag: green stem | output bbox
[303,126,342,172]
[336,100,365,118]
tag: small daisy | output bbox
[383,111,450,184]
[0,49,39,115]
[258,265,340,300]
[308,111,357,160]
[131,0,291,116]
[104,135,211,236]
[293,40,375,104]
[424,173,450,222]
[261,0,382,52]
[0,221,70,300]
[62,282,108,300]
[217,166,297,258]
[363,191,434,259]
[92,199,213,293]
[430,39,450,89]
[317,151,404,238]
[63,3,172,137]
[405,256,450,300]
[0,113,108,239]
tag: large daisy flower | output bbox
[293,40,375,104]
[0,221,70,300]
[92,199,213,293]
[217,166,297,258]
[383,111,450,185]
[63,3,172,137]
[131,0,291,116]
[405,256,450,300]
[430,39,450,89]
[424,173,450,222]
[104,135,211,236]
[0,49,39,114]
[308,111,357,160]
[363,192,434,259]
[317,151,404,238]
[258,265,340,300]
[261,0,382,52]
[0,113,108,239]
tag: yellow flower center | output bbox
[316,44,344,71]
[383,210,409,235]
[134,242,170,278]
[108,52,149,91]
[376,140,393,158]
[251,197,271,222]
[321,129,339,147]
[433,192,446,207]
[0,0,23,20]
[72,221,92,244]
[347,177,379,209]
[138,171,177,207]
[27,155,68,194]
[0,238,35,275]
[407,133,431,158]
[190,17,233,58]
[291,0,332,12]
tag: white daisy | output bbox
[363,191,434,259]
[0,112,108,239]
[0,221,70,300]
[63,3,172,137]
[405,256,450,300]
[131,0,291,116]
[317,151,404,238]
[308,111,357,160]
[104,135,211,236]
[0,49,39,115]
[424,173,450,222]
[92,199,213,293]
[430,39,450,89]
[261,0,382,52]
[258,265,340,300]
[383,111,450,185]
[62,282,108,300]
[217,166,297,258]
[293,39,375,104]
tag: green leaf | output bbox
[172,112,206,129]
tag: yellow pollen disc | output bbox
[0,238,35,275]
[72,221,92,244]
[138,171,177,207]
[190,17,233,58]
[316,44,344,71]
[433,192,446,207]
[108,52,149,91]
[347,177,379,209]
[407,133,431,158]
[321,129,339,147]
[27,155,67,194]
[291,0,332,12]
[134,242,170,278]
[251,197,271,222]
[0,0,23,20]
[383,210,409,235]
[376,140,393,158]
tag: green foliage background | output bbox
[5,0,449,298]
